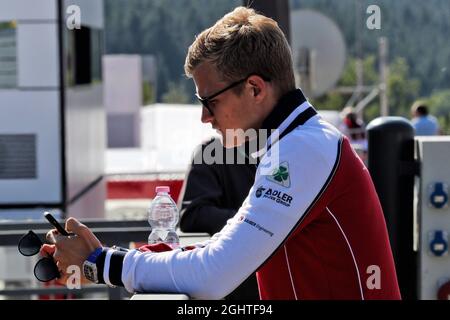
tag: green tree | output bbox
[161,81,190,104]
[104,0,240,102]
[388,57,421,116]
[142,81,155,105]
[104,0,449,105]
[425,89,450,134]
[292,0,450,95]
[310,55,379,112]
[311,55,422,123]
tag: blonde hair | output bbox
[184,6,295,97]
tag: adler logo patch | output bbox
[255,186,293,207]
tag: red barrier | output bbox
[39,280,75,300]
[107,179,184,202]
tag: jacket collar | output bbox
[238,88,311,163]
[250,89,308,158]
[260,88,307,132]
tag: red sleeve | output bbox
[137,243,173,253]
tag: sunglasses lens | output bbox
[18,231,42,256]
[34,257,59,282]
[201,103,213,116]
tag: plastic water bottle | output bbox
[147,186,179,248]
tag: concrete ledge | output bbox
[131,293,190,300]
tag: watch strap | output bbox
[86,247,103,263]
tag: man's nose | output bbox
[201,106,213,124]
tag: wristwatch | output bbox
[83,247,103,283]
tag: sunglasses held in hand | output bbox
[18,230,60,282]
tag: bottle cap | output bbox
[155,186,170,194]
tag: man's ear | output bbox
[248,75,266,101]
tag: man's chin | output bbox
[219,135,246,149]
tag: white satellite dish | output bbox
[290,9,346,98]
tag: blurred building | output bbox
[0,0,105,221]
[103,54,157,148]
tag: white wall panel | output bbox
[17,23,59,87]
[0,0,57,21]
[0,90,61,203]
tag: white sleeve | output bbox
[121,125,341,299]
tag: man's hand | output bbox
[40,217,102,285]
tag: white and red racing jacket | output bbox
[99,89,401,300]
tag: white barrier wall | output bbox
[416,136,450,299]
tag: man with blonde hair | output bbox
[43,7,401,300]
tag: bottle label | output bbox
[159,229,169,241]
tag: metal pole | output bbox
[379,37,389,116]
[244,0,291,44]
[355,0,363,110]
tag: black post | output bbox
[367,116,417,300]
[244,0,291,43]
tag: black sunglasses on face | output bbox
[18,230,60,282]
[195,75,271,116]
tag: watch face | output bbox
[83,262,98,283]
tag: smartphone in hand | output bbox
[44,212,71,236]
